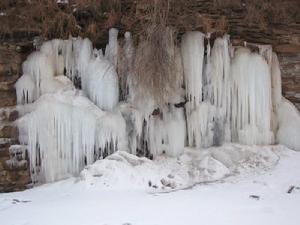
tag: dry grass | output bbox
[127,0,180,106]
[1,0,298,42]
[131,25,177,106]
[0,0,121,42]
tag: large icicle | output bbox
[105,28,119,67]
[40,39,65,76]
[84,56,119,111]
[181,31,205,147]
[208,35,231,145]
[21,51,55,99]
[17,91,127,183]
[77,38,93,89]
[271,52,282,110]
[230,48,274,145]
[181,31,204,110]
[118,32,134,100]
[15,75,35,104]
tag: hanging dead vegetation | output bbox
[128,0,179,107]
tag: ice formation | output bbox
[105,28,119,67]
[85,57,119,111]
[182,33,231,148]
[118,32,134,100]
[269,49,300,151]
[14,27,300,183]
[181,32,205,109]
[230,47,273,145]
[181,31,205,147]
[18,91,126,182]
[277,99,300,151]
[15,75,35,104]
[146,106,186,157]
[16,28,124,182]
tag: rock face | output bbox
[0,43,31,192]
[0,0,299,192]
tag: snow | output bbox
[80,144,280,190]
[1,145,300,225]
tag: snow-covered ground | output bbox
[1,145,300,225]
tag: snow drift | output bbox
[80,144,281,191]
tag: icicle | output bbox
[17,91,127,183]
[164,105,186,156]
[189,102,215,148]
[209,35,231,145]
[181,31,205,147]
[15,75,35,104]
[118,32,134,100]
[270,52,283,133]
[144,105,186,157]
[40,39,65,75]
[64,37,82,81]
[230,47,274,145]
[77,38,93,90]
[118,103,143,155]
[271,52,282,110]
[85,57,119,111]
[181,31,205,109]
[105,28,119,67]
[203,33,212,102]
[22,51,55,98]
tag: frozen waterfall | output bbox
[14,28,300,183]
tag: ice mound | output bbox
[80,144,280,191]
[277,99,300,151]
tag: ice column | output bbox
[230,48,274,145]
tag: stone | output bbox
[0,90,17,107]
[0,125,18,138]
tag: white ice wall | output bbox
[14,28,300,183]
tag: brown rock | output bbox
[0,125,18,138]
[0,90,17,107]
